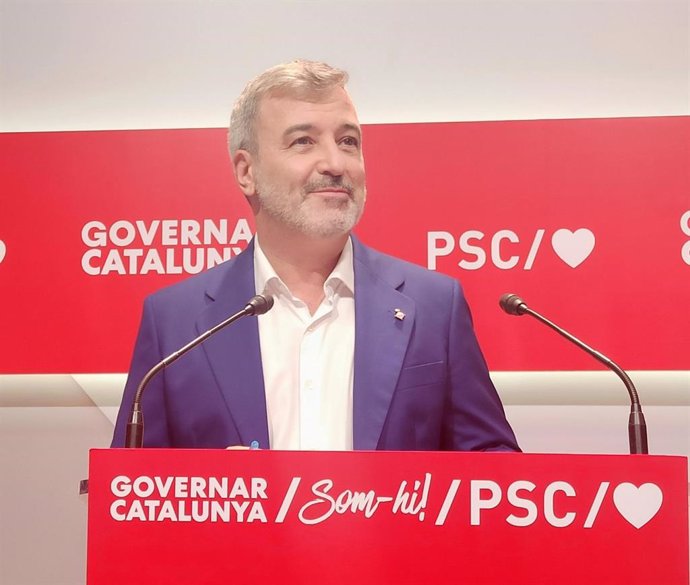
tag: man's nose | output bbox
[315,142,346,176]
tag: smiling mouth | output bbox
[309,188,350,195]
[306,188,353,202]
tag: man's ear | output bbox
[232,150,257,197]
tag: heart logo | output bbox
[0,240,5,264]
[613,482,663,528]
[551,228,595,268]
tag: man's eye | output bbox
[291,136,312,146]
[340,136,360,148]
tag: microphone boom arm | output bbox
[125,294,273,448]
[499,293,648,455]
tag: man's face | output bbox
[244,87,366,238]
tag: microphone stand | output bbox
[125,295,273,448]
[500,293,648,454]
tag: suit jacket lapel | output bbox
[352,238,415,450]
[195,240,270,448]
[193,236,414,451]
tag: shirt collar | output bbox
[253,234,355,300]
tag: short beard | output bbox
[255,175,366,238]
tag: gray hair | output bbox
[228,60,349,156]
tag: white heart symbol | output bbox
[551,228,595,268]
[0,240,5,264]
[613,482,663,528]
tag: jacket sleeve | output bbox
[442,280,520,452]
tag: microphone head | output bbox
[245,294,274,316]
[499,293,528,316]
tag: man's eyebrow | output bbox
[282,123,362,138]
[283,123,314,137]
[341,123,362,139]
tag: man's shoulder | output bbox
[145,248,250,307]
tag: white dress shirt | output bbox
[253,236,355,450]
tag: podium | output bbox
[87,449,689,584]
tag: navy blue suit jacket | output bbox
[112,237,519,451]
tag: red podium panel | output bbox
[87,450,688,584]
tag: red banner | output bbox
[1,117,688,372]
[87,449,689,584]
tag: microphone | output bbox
[125,294,274,448]
[499,293,648,454]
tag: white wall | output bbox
[1,1,688,584]
[2,0,688,132]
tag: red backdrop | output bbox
[1,116,688,373]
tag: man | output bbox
[111,60,519,452]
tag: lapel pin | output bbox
[394,308,406,321]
